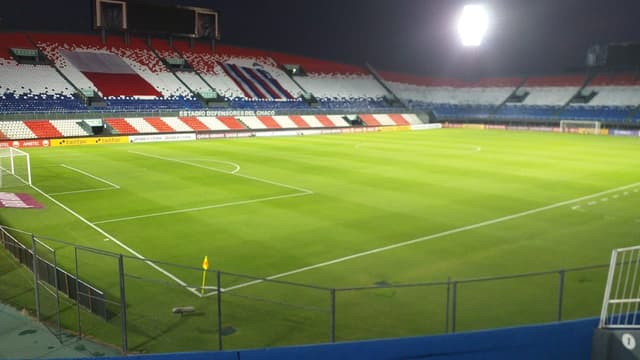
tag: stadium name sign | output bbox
[179,110,277,117]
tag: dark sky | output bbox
[2,0,640,77]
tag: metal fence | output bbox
[0,107,407,121]
[0,225,611,355]
[599,245,640,329]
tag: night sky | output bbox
[2,0,640,78]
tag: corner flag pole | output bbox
[201,256,209,296]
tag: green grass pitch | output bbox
[2,128,640,352]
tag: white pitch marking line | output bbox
[60,164,120,189]
[588,201,598,206]
[128,150,313,194]
[601,198,609,202]
[22,181,201,297]
[50,187,118,196]
[221,181,640,293]
[184,158,241,174]
[93,192,312,224]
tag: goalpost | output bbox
[559,120,602,135]
[0,147,32,187]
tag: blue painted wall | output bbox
[90,318,598,360]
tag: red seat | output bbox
[105,118,139,134]
[217,116,245,130]
[23,120,63,139]
[257,116,281,129]
[145,117,175,133]
[179,117,210,131]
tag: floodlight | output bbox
[458,4,489,47]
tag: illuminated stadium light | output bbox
[458,4,489,47]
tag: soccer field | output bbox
[2,128,640,352]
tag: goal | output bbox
[0,147,32,187]
[560,120,601,135]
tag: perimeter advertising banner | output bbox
[379,126,411,132]
[51,136,129,147]
[128,133,197,143]
[0,139,50,148]
[462,124,486,130]
[609,129,640,136]
[411,124,443,131]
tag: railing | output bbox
[0,225,610,355]
[0,106,407,121]
[599,245,640,328]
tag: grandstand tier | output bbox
[0,33,87,114]
[0,114,423,140]
[23,120,63,138]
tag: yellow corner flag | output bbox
[201,256,209,296]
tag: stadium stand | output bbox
[4,31,639,129]
[173,41,307,110]
[381,72,522,120]
[0,119,90,139]
[0,121,36,139]
[154,117,193,132]
[494,74,586,121]
[105,118,140,135]
[32,33,203,111]
[270,52,396,111]
[23,120,63,138]
[179,116,210,131]
[49,119,92,137]
[560,72,640,122]
[150,38,215,96]
[0,33,87,114]
[0,113,421,140]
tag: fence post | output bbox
[31,234,41,321]
[74,247,82,338]
[600,250,618,327]
[118,255,128,353]
[445,276,450,333]
[52,246,62,341]
[216,271,223,351]
[557,270,565,321]
[330,289,336,343]
[451,281,457,333]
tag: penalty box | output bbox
[37,151,312,225]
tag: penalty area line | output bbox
[50,164,121,196]
[93,191,312,224]
[128,150,314,194]
[60,164,120,188]
[220,181,640,293]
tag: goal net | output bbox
[0,147,32,188]
[560,120,601,135]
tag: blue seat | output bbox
[0,92,87,114]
